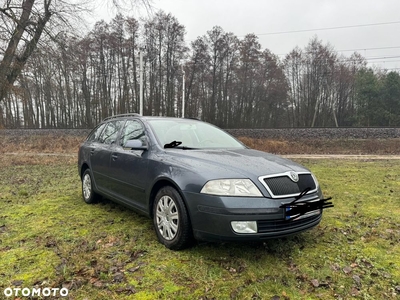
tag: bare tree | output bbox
[184,37,210,119]
[142,11,186,116]
[0,0,151,126]
[4,11,398,129]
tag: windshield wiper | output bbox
[163,140,197,150]
[164,140,182,148]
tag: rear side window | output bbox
[99,121,124,144]
[86,123,106,142]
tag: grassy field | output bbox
[0,153,399,300]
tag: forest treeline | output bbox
[1,11,400,129]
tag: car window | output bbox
[86,123,106,142]
[99,120,124,145]
[148,119,245,149]
[120,120,146,146]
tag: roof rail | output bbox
[103,113,141,122]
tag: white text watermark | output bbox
[3,287,69,297]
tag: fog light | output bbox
[231,221,257,234]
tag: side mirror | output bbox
[124,139,148,150]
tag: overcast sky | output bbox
[95,0,400,70]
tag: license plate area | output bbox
[285,205,321,221]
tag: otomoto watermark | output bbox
[3,287,69,298]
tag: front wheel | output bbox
[81,169,100,204]
[153,186,193,250]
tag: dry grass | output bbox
[239,137,400,155]
[0,134,81,166]
[1,133,400,161]
[0,134,83,154]
[0,154,76,167]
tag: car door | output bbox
[108,119,149,211]
[90,120,124,194]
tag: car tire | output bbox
[153,186,193,250]
[81,169,100,204]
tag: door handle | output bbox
[90,149,95,156]
[111,154,118,160]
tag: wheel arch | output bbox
[80,163,90,179]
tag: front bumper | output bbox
[182,191,323,242]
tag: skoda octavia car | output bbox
[78,114,332,250]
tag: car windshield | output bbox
[147,119,245,149]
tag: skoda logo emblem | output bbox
[289,171,299,182]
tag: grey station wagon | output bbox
[78,114,332,250]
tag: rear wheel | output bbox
[82,169,100,204]
[153,186,193,250]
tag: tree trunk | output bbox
[0,0,36,102]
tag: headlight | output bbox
[200,179,262,197]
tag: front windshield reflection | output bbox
[147,119,245,149]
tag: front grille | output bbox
[257,213,321,233]
[261,173,316,198]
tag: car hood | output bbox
[162,148,309,179]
